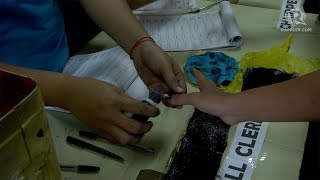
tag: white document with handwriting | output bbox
[133,0,197,15]
[62,47,137,91]
[137,1,243,51]
[45,47,149,112]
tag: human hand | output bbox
[131,41,187,106]
[168,68,239,125]
[64,77,160,144]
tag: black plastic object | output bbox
[77,165,100,173]
[299,122,320,180]
[79,130,99,140]
[79,130,155,154]
[303,0,320,14]
[242,68,296,90]
[60,165,100,173]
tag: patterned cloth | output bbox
[184,52,238,86]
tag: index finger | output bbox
[191,68,216,91]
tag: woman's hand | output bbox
[131,41,187,105]
[168,68,239,125]
[64,77,160,144]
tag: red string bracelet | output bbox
[129,36,154,60]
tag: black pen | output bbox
[60,164,100,173]
[66,136,124,162]
[79,130,155,154]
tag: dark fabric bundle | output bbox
[165,109,230,180]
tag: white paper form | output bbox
[45,47,149,112]
[136,0,194,10]
[137,1,243,51]
[133,0,198,15]
[63,47,137,92]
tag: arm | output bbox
[169,68,320,125]
[79,0,147,52]
[227,70,320,123]
[79,0,186,96]
[0,62,159,144]
[0,62,72,109]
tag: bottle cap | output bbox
[148,90,161,104]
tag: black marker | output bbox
[60,164,100,173]
[79,131,155,154]
[66,136,124,162]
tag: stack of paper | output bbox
[138,1,243,50]
[133,0,198,15]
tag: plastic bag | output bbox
[226,35,320,93]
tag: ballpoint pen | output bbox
[66,136,124,162]
[60,164,100,173]
[79,130,155,154]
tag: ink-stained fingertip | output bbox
[163,94,173,101]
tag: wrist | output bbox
[130,37,156,60]
[58,75,81,110]
[219,93,247,125]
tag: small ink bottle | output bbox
[131,90,161,122]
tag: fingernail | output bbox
[163,94,172,101]
[175,86,184,92]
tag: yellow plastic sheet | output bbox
[226,35,320,93]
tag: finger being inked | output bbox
[163,94,173,101]
[168,93,198,106]
[162,93,179,108]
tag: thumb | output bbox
[160,64,184,93]
[168,92,199,106]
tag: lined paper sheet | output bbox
[135,0,196,11]
[46,47,149,112]
[63,47,137,92]
[137,1,243,51]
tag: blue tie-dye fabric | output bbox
[184,52,238,85]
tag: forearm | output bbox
[0,62,75,109]
[226,70,320,122]
[79,0,149,53]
